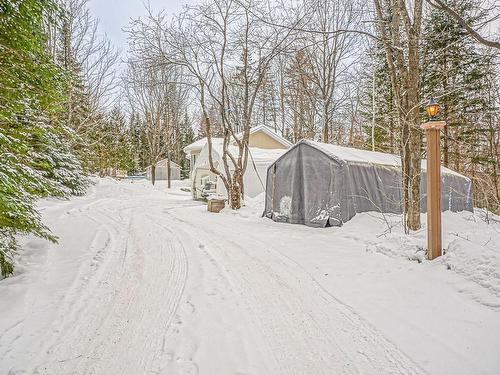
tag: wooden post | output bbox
[421,121,446,260]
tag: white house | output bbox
[183,125,292,199]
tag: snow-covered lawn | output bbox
[1,178,499,375]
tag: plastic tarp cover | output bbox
[194,142,285,198]
[264,141,473,228]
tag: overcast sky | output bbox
[88,0,199,57]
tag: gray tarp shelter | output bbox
[264,140,473,227]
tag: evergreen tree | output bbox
[177,113,195,179]
[84,106,136,175]
[422,0,491,167]
[422,0,499,211]
[359,44,399,154]
[128,112,148,174]
[0,0,86,277]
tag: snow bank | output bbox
[341,210,500,307]
[244,191,266,208]
[441,212,500,304]
[247,189,500,307]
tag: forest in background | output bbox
[0,0,499,276]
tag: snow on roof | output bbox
[183,126,291,155]
[247,147,287,163]
[307,140,401,166]
[156,158,181,168]
[183,137,224,154]
[210,143,286,164]
[195,142,286,170]
[303,140,466,178]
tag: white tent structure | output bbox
[183,125,292,181]
[192,143,286,199]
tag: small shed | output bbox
[264,140,473,227]
[146,159,181,181]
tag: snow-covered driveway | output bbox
[1,179,499,375]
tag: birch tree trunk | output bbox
[406,32,423,231]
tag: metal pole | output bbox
[421,121,446,260]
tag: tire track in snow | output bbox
[33,198,189,375]
[33,206,126,373]
[160,210,427,375]
[144,217,197,375]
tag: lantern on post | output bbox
[425,97,441,119]
[421,97,446,260]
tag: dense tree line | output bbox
[362,0,499,218]
[0,0,127,276]
[0,0,87,276]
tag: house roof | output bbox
[183,137,224,154]
[157,158,181,168]
[244,125,293,148]
[182,125,292,155]
[146,159,181,169]
[298,140,466,178]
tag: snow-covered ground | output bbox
[1,178,499,375]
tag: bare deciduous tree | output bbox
[124,57,187,186]
[54,0,120,135]
[373,0,425,231]
[301,0,363,143]
[426,0,500,49]
[129,0,298,208]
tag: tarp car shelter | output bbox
[264,140,473,227]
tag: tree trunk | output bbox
[371,64,376,151]
[167,155,171,189]
[373,0,423,231]
[229,177,242,209]
[443,117,449,167]
[405,36,422,231]
[151,163,156,185]
[63,18,73,130]
[442,56,449,167]
[322,99,329,143]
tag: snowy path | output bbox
[159,210,424,375]
[1,179,499,374]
